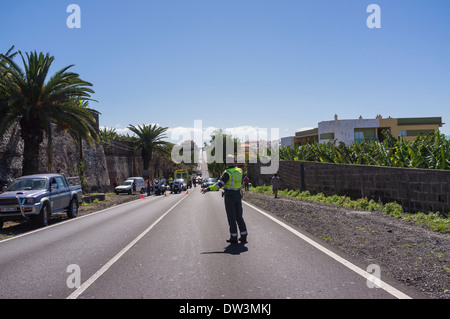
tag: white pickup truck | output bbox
[0,174,82,229]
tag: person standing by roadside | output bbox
[168,176,173,193]
[271,173,281,198]
[113,177,118,191]
[243,175,250,191]
[146,179,152,196]
[201,162,248,244]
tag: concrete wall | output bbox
[247,161,450,214]
[318,119,380,144]
[281,136,294,147]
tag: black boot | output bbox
[239,235,247,243]
[226,235,238,244]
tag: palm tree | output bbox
[99,127,119,155]
[0,46,17,76]
[127,124,170,174]
[0,50,98,175]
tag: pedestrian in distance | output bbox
[113,177,118,191]
[201,162,248,244]
[146,179,152,196]
[271,173,281,198]
[243,175,249,191]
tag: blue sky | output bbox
[2,0,450,142]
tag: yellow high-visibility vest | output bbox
[210,166,243,191]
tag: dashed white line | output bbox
[67,195,188,299]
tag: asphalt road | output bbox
[0,187,418,299]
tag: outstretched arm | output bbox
[201,172,230,194]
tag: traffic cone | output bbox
[140,194,145,199]
[164,193,167,197]
[186,190,189,195]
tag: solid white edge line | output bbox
[67,195,188,299]
[0,196,152,244]
[243,200,412,300]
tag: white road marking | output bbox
[243,201,412,299]
[67,195,188,299]
[0,196,148,244]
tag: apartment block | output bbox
[288,115,443,146]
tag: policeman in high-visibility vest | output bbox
[201,162,248,244]
[168,176,174,193]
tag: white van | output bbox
[115,177,146,195]
[127,177,146,194]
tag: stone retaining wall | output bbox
[247,161,450,214]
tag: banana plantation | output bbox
[279,131,450,170]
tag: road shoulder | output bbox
[242,191,450,299]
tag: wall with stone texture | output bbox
[104,140,143,189]
[0,123,111,193]
[247,161,450,214]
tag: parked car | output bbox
[115,177,146,195]
[201,178,217,188]
[0,174,82,229]
[115,180,134,195]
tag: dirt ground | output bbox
[242,191,450,299]
[1,191,449,299]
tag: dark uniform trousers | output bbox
[224,190,247,236]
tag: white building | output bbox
[318,118,379,144]
[282,115,443,146]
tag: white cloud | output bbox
[115,127,132,135]
[103,122,281,144]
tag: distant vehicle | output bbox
[115,177,145,195]
[172,179,183,194]
[153,180,166,196]
[129,177,146,193]
[0,174,82,229]
[182,179,188,191]
[174,169,191,188]
[115,180,133,195]
[202,178,217,188]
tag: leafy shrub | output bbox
[383,202,404,217]
[279,131,450,170]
